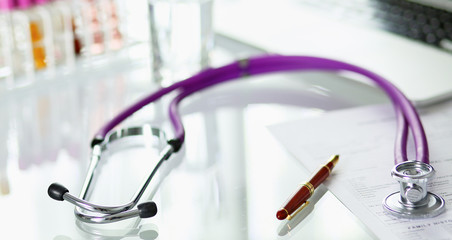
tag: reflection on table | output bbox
[0,43,385,239]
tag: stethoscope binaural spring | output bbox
[47,55,445,223]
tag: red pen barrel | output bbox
[309,163,333,189]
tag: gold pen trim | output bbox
[303,182,314,196]
[288,201,310,220]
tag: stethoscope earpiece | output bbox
[383,161,445,219]
[48,182,69,201]
[137,202,158,218]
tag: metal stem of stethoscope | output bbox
[48,146,172,223]
[48,55,445,223]
[48,127,174,224]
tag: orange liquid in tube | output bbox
[29,21,46,69]
[17,0,49,70]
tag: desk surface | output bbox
[0,37,388,239]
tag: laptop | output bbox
[215,0,452,106]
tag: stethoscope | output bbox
[47,55,445,224]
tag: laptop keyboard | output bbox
[297,0,452,52]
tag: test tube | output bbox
[84,0,104,56]
[99,0,122,51]
[47,0,76,70]
[0,0,14,89]
[30,0,56,72]
[70,0,86,56]
[7,0,35,85]
[15,0,55,74]
[70,0,106,59]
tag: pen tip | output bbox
[330,155,339,167]
[276,209,288,220]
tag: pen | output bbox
[276,155,339,220]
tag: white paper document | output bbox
[269,102,452,240]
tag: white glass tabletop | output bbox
[0,37,388,239]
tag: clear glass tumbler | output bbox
[149,0,214,85]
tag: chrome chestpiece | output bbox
[383,161,446,219]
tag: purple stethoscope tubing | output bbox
[94,55,428,164]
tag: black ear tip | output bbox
[138,202,158,218]
[48,183,69,201]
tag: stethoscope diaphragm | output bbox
[383,161,446,218]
